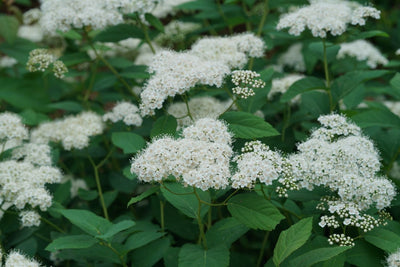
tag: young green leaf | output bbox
[273,217,313,266]
[150,115,177,138]
[123,231,165,253]
[289,246,351,267]
[111,132,146,154]
[127,186,159,207]
[94,24,144,42]
[45,235,98,252]
[178,244,229,267]
[364,228,400,253]
[205,217,249,248]
[220,111,279,139]
[0,15,19,44]
[227,193,284,230]
[280,77,326,103]
[96,220,136,241]
[144,13,164,33]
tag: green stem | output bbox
[102,241,127,267]
[40,216,66,233]
[207,207,212,230]
[257,0,269,36]
[323,40,334,111]
[83,59,99,104]
[137,18,156,54]
[160,200,165,232]
[88,156,109,221]
[385,146,400,175]
[182,94,194,121]
[256,231,270,267]
[161,182,194,195]
[193,187,207,249]
[222,188,240,204]
[281,104,291,142]
[241,1,252,32]
[216,0,232,34]
[220,100,235,116]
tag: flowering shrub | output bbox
[0,0,400,266]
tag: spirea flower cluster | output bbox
[277,0,380,38]
[0,112,29,145]
[231,70,265,99]
[337,40,388,68]
[31,111,104,150]
[167,97,232,128]
[386,248,400,267]
[26,49,68,78]
[103,101,143,127]
[269,74,305,104]
[1,250,41,267]
[231,141,283,188]
[139,33,265,116]
[277,43,306,72]
[39,0,158,35]
[131,118,233,190]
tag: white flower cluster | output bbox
[155,21,200,47]
[167,97,232,128]
[190,33,265,69]
[39,0,157,35]
[0,56,17,68]
[152,0,193,18]
[139,50,230,116]
[140,33,265,116]
[396,49,400,56]
[383,101,400,118]
[18,25,44,43]
[0,112,29,146]
[61,175,89,198]
[31,111,104,150]
[103,101,143,127]
[277,0,380,38]
[12,143,52,166]
[277,43,306,72]
[387,248,400,267]
[19,210,41,227]
[131,118,233,190]
[2,250,41,267]
[269,74,305,104]
[0,160,62,211]
[337,40,388,68]
[232,141,283,188]
[231,70,265,99]
[328,233,355,247]
[26,49,68,78]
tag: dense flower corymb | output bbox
[103,101,143,127]
[277,0,380,38]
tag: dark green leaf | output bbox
[280,77,326,103]
[57,209,112,236]
[123,231,165,252]
[111,132,146,154]
[131,238,170,267]
[145,13,164,33]
[127,186,159,207]
[19,109,49,126]
[350,109,400,129]
[94,24,144,42]
[179,244,229,267]
[220,111,279,139]
[123,166,137,180]
[45,235,98,252]
[0,15,19,44]
[273,217,313,266]
[205,217,249,248]
[350,30,389,40]
[364,228,400,253]
[289,246,350,267]
[150,115,177,138]
[96,220,135,241]
[56,29,82,40]
[47,101,83,112]
[160,182,210,219]
[227,193,284,230]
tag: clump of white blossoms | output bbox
[103,101,143,127]
[155,21,201,47]
[139,33,265,116]
[231,70,265,99]
[12,143,52,166]
[0,56,17,69]
[131,118,233,190]
[26,49,68,78]
[277,43,306,72]
[288,114,396,246]
[386,248,400,267]
[39,0,157,35]
[19,210,41,227]
[3,250,42,267]
[269,74,305,104]
[0,112,29,150]
[31,111,104,150]
[152,0,192,18]
[139,50,230,116]
[231,141,283,188]
[384,101,400,118]
[337,40,388,68]
[167,97,232,128]
[190,33,265,69]
[277,0,381,38]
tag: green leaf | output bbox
[57,209,112,236]
[127,186,159,207]
[145,13,164,33]
[273,217,313,266]
[94,24,144,42]
[96,220,136,241]
[150,115,177,138]
[45,235,98,252]
[289,246,350,267]
[331,70,390,102]
[364,228,400,253]
[227,193,284,230]
[346,240,384,267]
[280,77,326,103]
[350,30,389,40]
[111,132,146,154]
[19,109,49,126]
[205,217,249,248]
[131,238,170,267]
[350,109,400,129]
[123,231,165,252]
[220,111,279,139]
[390,72,400,91]
[178,244,229,267]
[123,166,137,180]
[56,29,82,40]
[78,189,98,201]
[160,182,210,219]
[0,15,19,44]
[47,101,83,112]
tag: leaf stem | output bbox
[323,40,334,111]
[193,187,207,249]
[256,231,270,267]
[160,200,165,232]
[88,155,109,221]
[137,17,156,54]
